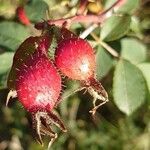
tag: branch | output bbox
[35,14,105,29]
[91,33,119,58]
[80,24,98,39]
[35,0,127,30]
[100,0,126,15]
[80,0,127,38]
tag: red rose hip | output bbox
[15,50,66,146]
[7,33,53,91]
[55,37,108,116]
[15,52,61,112]
[7,34,66,147]
[55,38,96,80]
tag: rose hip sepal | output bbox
[15,50,66,145]
[55,37,109,116]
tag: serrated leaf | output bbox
[121,38,147,64]
[0,21,30,51]
[138,63,150,94]
[0,52,14,88]
[100,15,131,41]
[130,16,141,33]
[0,73,8,88]
[0,0,17,19]
[48,35,57,59]
[103,0,116,9]
[0,52,14,75]
[113,59,146,115]
[118,0,140,14]
[25,0,48,22]
[103,0,139,14]
[96,46,114,79]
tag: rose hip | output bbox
[7,34,66,147]
[55,37,108,115]
[15,52,61,112]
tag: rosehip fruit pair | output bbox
[7,26,108,147]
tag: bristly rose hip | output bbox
[55,37,108,115]
[7,34,66,146]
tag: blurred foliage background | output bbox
[0,0,150,150]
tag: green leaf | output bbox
[48,35,57,59]
[0,52,14,75]
[103,0,116,9]
[25,0,48,22]
[0,73,7,88]
[121,38,147,64]
[0,21,30,51]
[130,16,141,34]
[100,15,131,41]
[141,17,150,30]
[96,46,114,79]
[138,63,150,94]
[113,59,146,115]
[118,0,140,14]
[103,0,140,14]
[0,52,14,88]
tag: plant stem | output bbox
[35,14,105,29]
[79,24,98,39]
[91,33,119,58]
[35,0,127,30]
